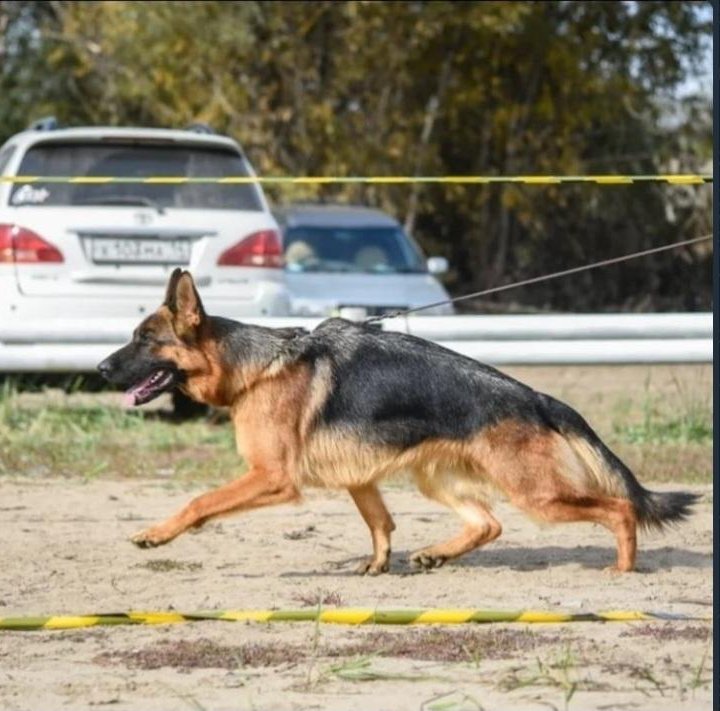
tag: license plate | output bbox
[90,238,191,265]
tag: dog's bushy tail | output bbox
[542,393,700,531]
[630,489,700,531]
[587,435,700,531]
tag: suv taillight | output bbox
[0,224,64,264]
[217,230,283,268]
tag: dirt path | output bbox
[0,478,712,710]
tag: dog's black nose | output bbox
[97,358,113,380]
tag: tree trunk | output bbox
[404,53,453,236]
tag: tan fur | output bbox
[561,434,627,498]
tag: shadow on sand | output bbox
[279,544,712,577]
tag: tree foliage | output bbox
[0,0,712,311]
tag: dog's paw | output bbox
[410,551,447,570]
[131,527,170,548]
[602,564,633,575]
[356,557,390,576]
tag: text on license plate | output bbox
[91,238,191,264]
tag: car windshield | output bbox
[284,225,426,274]
[9,141,262,211]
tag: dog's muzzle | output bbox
[97,357,114,381]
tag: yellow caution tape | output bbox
[0,174,712,185]
[516,610,574,623]
[126,611,188,625]
[0,608,709,631]
[43,616,103,630]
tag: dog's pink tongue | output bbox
[123,390,138,407]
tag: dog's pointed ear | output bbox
[163,268,184,311]
[168,271,205,339]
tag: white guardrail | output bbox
[0,313,712,370]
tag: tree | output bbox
[0,0,712,311]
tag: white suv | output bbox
[0,120,290,374]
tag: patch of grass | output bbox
[421,691,485,711]
[1,368,712,486]
[690,643,712,693]
[95,638,305,670]
[614,414,712,445]
[610,440,711,485]
[619,623,711,642]
[292,588,344,607]
[604,369,712,484]
[498,645,601,711]
[0,386,239,481]
[333,628,567,663]
[603,643,713,702]
[629,665,668,697]
[301,652,449,691]
[97,628,570,676]
[324,656,430,682]
[612,374,712,446]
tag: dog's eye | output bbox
[138,331,153,344]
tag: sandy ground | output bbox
[0,477,712,710]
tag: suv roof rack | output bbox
[27,116,60,132]
[184,123,215,135]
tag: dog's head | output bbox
[97,269,208,406]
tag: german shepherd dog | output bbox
[98,269,697,574]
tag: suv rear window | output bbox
[10,141,263,211]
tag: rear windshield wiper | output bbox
[73,195,166,213]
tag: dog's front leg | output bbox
[131,468,299,548]
[348,484,396,575]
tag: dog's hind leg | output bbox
[131,467,299,548]
[348,484,396,575]
[511,493,637,572]
[479,426,639,571]
[410,500,502,570]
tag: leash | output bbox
[365,234,713,324]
